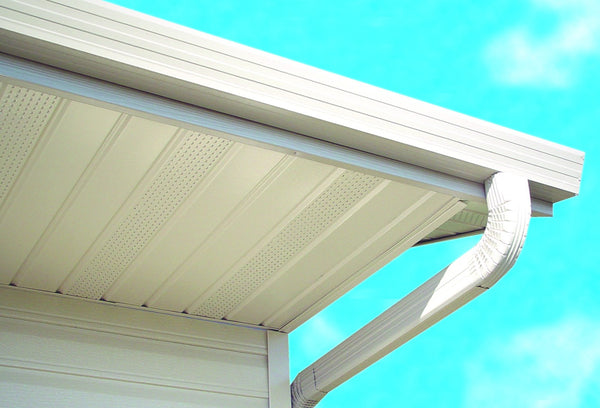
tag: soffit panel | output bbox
[2,81,467,331]
[232,189,459,329]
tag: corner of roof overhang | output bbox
[290,172,531,408]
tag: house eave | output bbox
[0,0,584,206]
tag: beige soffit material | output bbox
[0,77,466,332]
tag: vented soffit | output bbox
[0,79,470,332]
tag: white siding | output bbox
[0,286,286,408]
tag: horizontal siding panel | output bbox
[1,318,268,398]
[0,286,267,354]
[0,366,267,408]
[0,286,269,407]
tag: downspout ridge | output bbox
[290,372,325,408]
[477,173,530,287]
[290,173,531,408]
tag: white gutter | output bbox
[290,172,531,408]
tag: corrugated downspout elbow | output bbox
[290,172,531,408]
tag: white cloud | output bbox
[464,316,600,408]
[485,0,600,87]
[297,314,345,360]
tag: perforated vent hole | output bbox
[67,133,233,299]
[0,85,59,202]
[190,170,382,318]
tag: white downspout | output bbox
[290,172,531,408]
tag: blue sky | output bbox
[111,1,598,406]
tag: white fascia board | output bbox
[0,0,583,205]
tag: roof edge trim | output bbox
[0,0,584,204]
